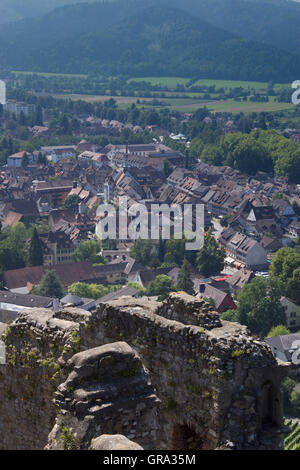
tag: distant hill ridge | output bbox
[0,0,101,25]
[1,0,300,81]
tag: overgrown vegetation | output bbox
[284,420,300,451]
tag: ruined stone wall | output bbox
[46,342,159,450]
[0,309,83,449]
[0,293,290,450]
[87,294,289,449]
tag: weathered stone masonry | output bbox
[0,293,290,450]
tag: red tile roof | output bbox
[4,262,96,290]
[3,211,22,227]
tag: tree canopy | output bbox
[221,277,286,337]
[68,282,121,300]
[196,232,225,276]
[35,270,65,298]
[270,247,300,303]
[72,240,105,265]
[148,274,176,301]
[1,3,300,82]
[63,194,81,210]
[130,239,154,267]
[28,228,44,267]
[176,258,195,295]
[267,325,291,338]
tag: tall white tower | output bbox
[0,80,6,105]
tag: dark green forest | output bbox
[171,0,300,57]
[1,1,300,81]
[0,0,99,24]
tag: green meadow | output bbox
[129,76,289,91]
[192,79,288,91]
[52,92,293,114]
[12,70,88,79]
[128,77,191,88]
[21,71,292,114]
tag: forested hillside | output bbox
[0,0,100,24]
[171,0,300,57]
[1,3,300,81]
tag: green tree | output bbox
[201,144,223,166]
[162,159,174,178]
[63,194,81,210]
[267,325,290,337]
[203,297,216,308]
[158,238,166,264]
[0,244,26,271]
[176,258,195,295]
[72,240,104,264]
[8,222,27,253]
[291,389,300,415]
[227,277,287,337]
[221,309,239,322]
[194,107,209,122]
[275,149,300,183]
[68,282,121,299]
[37,152,47,165]
[189,137,204,158]
[292,201,300,217]
[282,377,297,412]
[196,232,225,276]
[68,282,96,298]
[60,114,69,134]
[102,239,117,250]
[286,267,300,304]
[272,192,288,202]
[220,214,231,227]
[184,150,190,169]
[130,239,153,267]
[270,247,300,283]
[18,111,27,126]
[28,228,44,267]
[21,153,29,168]
[270,247,300,303]
[36,270,64,298]
[221,133,271,174]
[126,282,146,297]
[148,274,175,301]
[165,238,186,266]
[34,104,43,126]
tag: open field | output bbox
[51,93,156,104]
[128,77,191,89]
[206,98,293,114]
[48,92,293,114]
[13,71,290,92]
[12,71,88,79]
[51,93,210,111]
[192,79,288,91]
[129,76,289,91]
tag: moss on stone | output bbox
[231,350,245,359]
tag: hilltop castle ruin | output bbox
[0,293,289,450]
